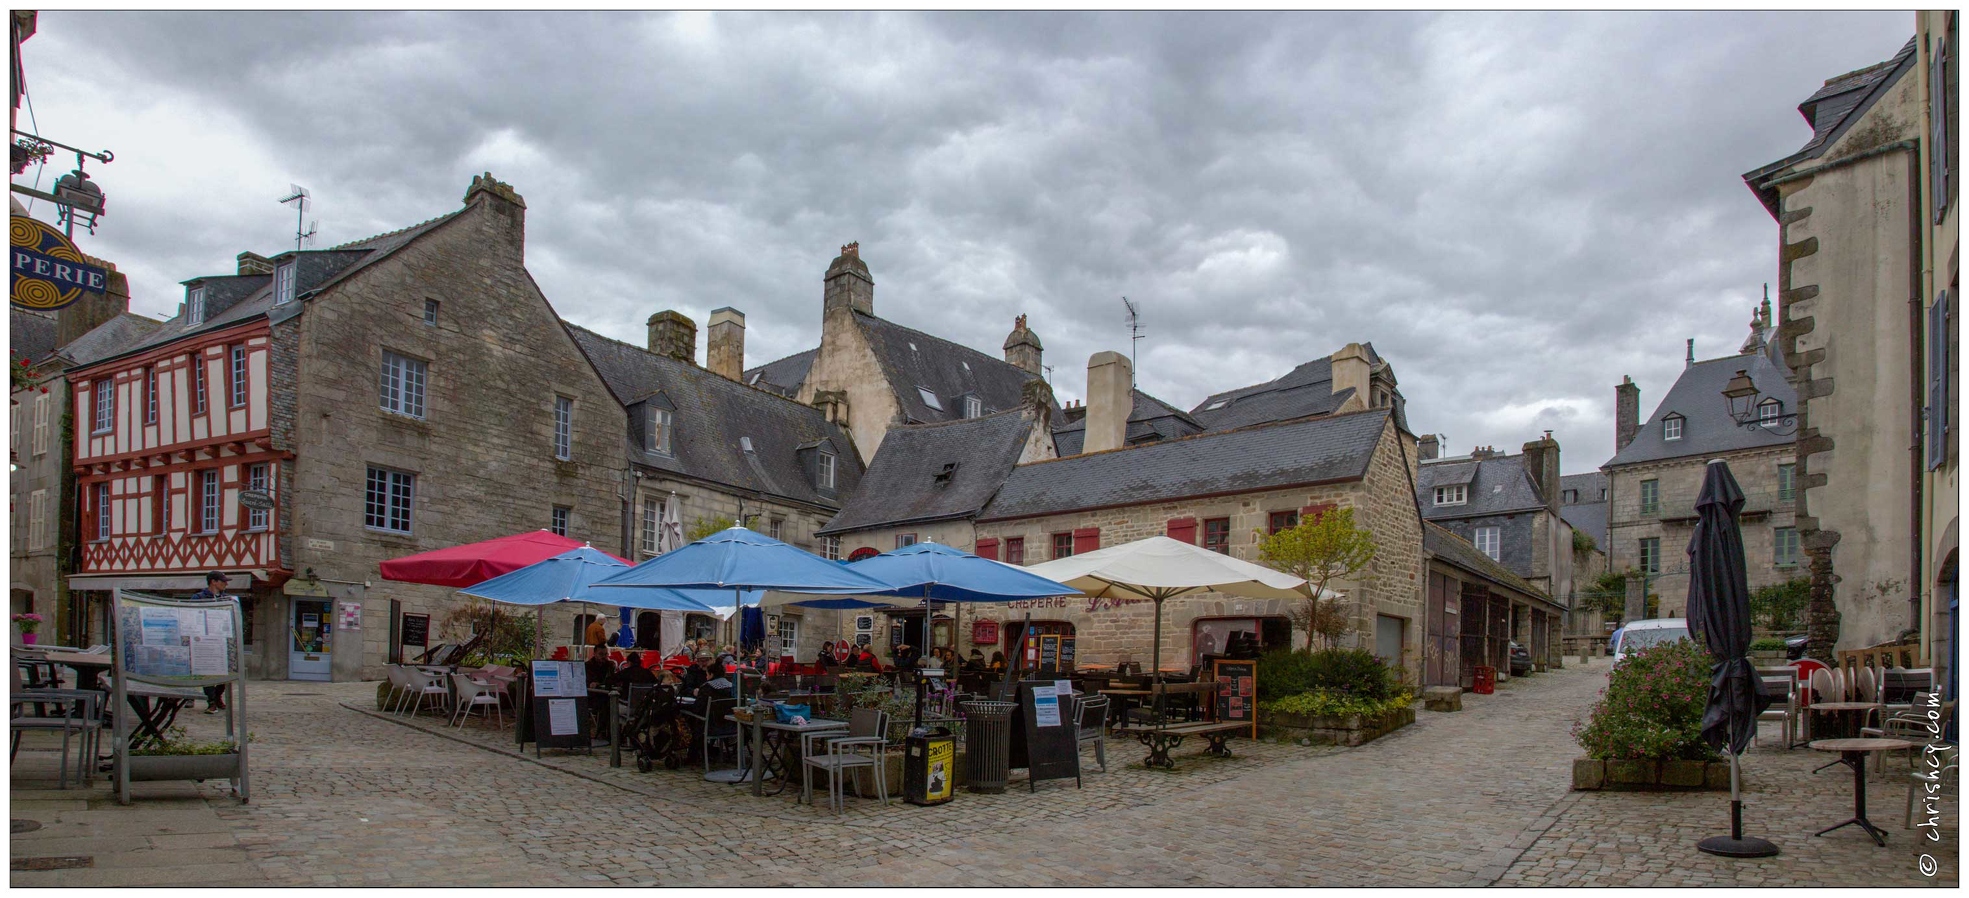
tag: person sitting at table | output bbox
[585,643,616,691]
[853,644,883,672]
[963,649,987,672]
[611,651,659,693]
[988,651,1008,674]
[816,642,838,669]
[585,616,610,651]
[679,651,713,695]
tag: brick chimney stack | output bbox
[1521,432,1561,515]
[236,252,274,276]
[1615,376,1640,451]
[647,310,697,364]
[1083,351,1132,454]
[707,307,745,380]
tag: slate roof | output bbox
[1560,472,1608,505]
[90,212,463,369]
[568,326,863,511]
[980,408,1391,522]
[59,314,166,368]
[1188,343,1408,432]
[1605,340,1795,468]
[1417,453,1546,520]
[1052,389,1204,456]
[817,410,1035,536]
[1424,522,1558,607]
[745,348,816,398]
[1557,472,1610,548]
[9,310,58,363]
[1744,37,1917,216]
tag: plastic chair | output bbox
[402,668,450,718]
[802,707,891,813]
[384,665,413,715]
[1855,667,1876,703]
[449,674,505,729]
[1073,694,1110,772]
[1753,670,1797,748]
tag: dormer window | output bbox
[1663,414,1684,441]
[818,450,837,489]
[918,387,943,411]
[1204,398,1230,411]
[645,406,673,455]
[1757,398,1783,428]
[740,436,754,452]
[186,286,206,327]
[274,261,297,305]
[1433,484,1467,506]
[964,395,982,419]
[934,462,958,485]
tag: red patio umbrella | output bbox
[379,530,626,587]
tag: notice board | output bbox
[400,613,430,649]
[1008,679,1080,790]
[527,660,591,752]
[1210,658,1258,738]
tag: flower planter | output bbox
[125,752,240,783]
[1262,706,1414,747]
[1570,757,1730,791]
[1747,649,1788,668]
[20,632,37,645]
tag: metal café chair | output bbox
[802,707,891,814]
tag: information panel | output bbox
[527,661,592,752]
[1210,658,1258,738]
[109,589,249,806]
[1009,679,1080,791]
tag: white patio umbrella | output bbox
[1024,536,1322,717]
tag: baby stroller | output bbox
[624,684,690,772]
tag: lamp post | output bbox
[1721,370,1799,436]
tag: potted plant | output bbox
[1748,636,1789,668]
[13,612,43,645]
[125,726,245,783]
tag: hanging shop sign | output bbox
[11,217,107,310]
[971,619,999,645]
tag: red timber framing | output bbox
[68,319,290,579]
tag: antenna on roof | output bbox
[278,185,317,250]
[1121,296,1144,388]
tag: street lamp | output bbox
[1721,369,1799,436]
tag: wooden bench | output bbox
[1113,720,1247,769]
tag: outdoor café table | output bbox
[1807,701,1884,741]
[39,651,112,692]
[729,712,848,797]
[1808,738,1915,846]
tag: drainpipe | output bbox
[1907,145,1926,638]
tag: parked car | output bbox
[1610,618,1691,665]
[1508,641,1533,676]
[1785,633,1808,661]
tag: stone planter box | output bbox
[1748,650,1789,668]
[125,753,240,783]
[1572,757,1730,791]
[1262,706,1414,746]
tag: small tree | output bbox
[1257,507,1377,649]
[685,515,764,542]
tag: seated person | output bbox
[962,648,987,672]
[892,643,921,672]
[584,644,615,691]
[853,645,883,672]
[678,651,714,696]
[988,650,1008,674]
[816,641,838,669]
[611,651,659,692]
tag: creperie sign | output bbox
[14,246,107,291]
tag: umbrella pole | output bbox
[914,586,928,731]
[1696,746,1780,856]
[1152,595,1164,729]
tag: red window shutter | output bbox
[1073,527,1101,554]
[1302,503,1337,523]
[975,538,999,560]
[1166,517,1197,544]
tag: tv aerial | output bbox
[1121,296,1145,387]
[278,184,318,250]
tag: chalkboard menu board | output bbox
[1210,658,1257,738]
[526,661,592,753]
[1038,636,1060,670]
[1010,679,1081,791]
[400,613,430,648]
[1058,637,1076,673]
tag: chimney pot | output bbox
[707,307,745,381]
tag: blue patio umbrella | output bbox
[458,547,716,612]
[591,526,890,781]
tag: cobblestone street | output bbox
[11,662,1957,887]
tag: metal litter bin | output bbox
[903,726,956,806]
[961,700,1015,794]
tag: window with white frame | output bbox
[192,354,207,413]
[1433,484,1467,506]
[1757,399,1783,428]
[146,366,159,423]
[379,351,427,418]
[646,406,672,455]
[821,535,840,561]
[93,483,110,541]
[818,450,836,489]
[28,489,47,550]
[776,614,799,652]
[1662,415,1684,441]
[246,463,270,531]
[92,378,113,434]
[424,299,439,326]
[274,260,296,305]
[31,393,48,455]
[768,518,783,540]
[554,396,574,460]
[551,505,570,536]
[640,497,660,555]
[964,395,982,418]
[917,387,943,411]
[1777,463,1797,502]
[897,533,918,548]
[9,401,18,454]
[199,470,221,533]
[229,344,247,407]
[1474,526,1500,561]
[1774,527,1802,568]
[365,466,415,533]
[186,287,205,327]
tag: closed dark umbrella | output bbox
[1688,459,1779,858]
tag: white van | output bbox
[1610,618,1692,665]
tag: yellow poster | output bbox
[925,739,954,801]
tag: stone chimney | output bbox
[1615,376,1640,451]
[236,252,274,276]
[463,171,527,256]
[54,263,129,348]
[647,310,697,364]
[1003,314,1043,374]
[823,242,874,321]
[1418,434,1440,461]
[1083,351,1132,454]
[1330,343,1372,411]
[1521,432,1561,516]
[1684,337,1695,369]
[1472,446,1498,460]
[707,307,745,380]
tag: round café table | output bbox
[1808,738,1915,847]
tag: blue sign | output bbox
[11,217,108,310]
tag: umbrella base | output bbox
[1696,835,1780,858]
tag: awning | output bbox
[64,570,268,592]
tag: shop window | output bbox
[1191,616,1291,667]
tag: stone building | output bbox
[63,174,625,680]
[1557,471,1613,640]
[1600,319,1799,620]
[1422,522,1568,687]
[566,315,865,660]
[1414,435,1577,606]
[9,282,160,642]
[744,244,1056,463]
[1916,9,1957,690]
[1743,28,1952,658]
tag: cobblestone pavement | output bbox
[12,661,1956,886]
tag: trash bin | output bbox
[903,726,956,806]
[961,700,1015,794]
[1472,665,1496,695]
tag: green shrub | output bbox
[1749,636,1788,652]
[1260,688,1413,720]
[1748,578,1811,631]
[1255,648,1395,703]
[1572,639,1718,761]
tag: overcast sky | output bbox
[15,10,1915,473]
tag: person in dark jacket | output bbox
[853,646,882,672]
[192,571,234,713]
[611,652,658,693]
[816,642,838,669]
[678,651,713,695]
[584,644,615,691]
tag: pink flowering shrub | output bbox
[1573,638,1718,761]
